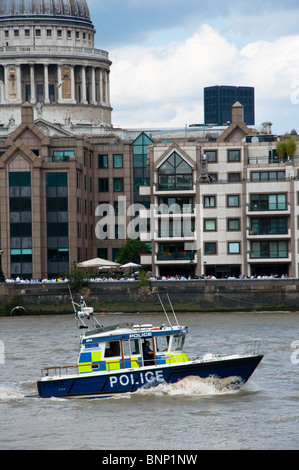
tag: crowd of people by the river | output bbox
[4,272,292,283]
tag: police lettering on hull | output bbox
[110,369,165,389]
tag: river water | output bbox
[0,311,298,450]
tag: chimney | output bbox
[261,122,273,135]
[231,101,244,123]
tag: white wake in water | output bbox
[0,386,24,400]
[135,376,243,398]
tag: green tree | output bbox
[286,137,297,158]
[117,238,150,265]
[276,137,297,160]
[64,264,91,292]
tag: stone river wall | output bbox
[1,279,299,313]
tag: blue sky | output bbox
[88,0,299,133]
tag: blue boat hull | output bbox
[37,354,263,398]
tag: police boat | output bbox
[37,293,263,399]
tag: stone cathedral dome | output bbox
[0,0,112,131]
[0,0,92,26]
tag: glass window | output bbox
[227,195,239,207]
[250,194,287,211]
[228,218,240,231]
[9,172,31,187]
[155,335,170,352]
[134,177,150,192]
[251,241,288,258]
[158,152,192,191]
[130,339,140,355]
[98,178,109,192]
[204,195,216,208]
[104,341,120,357]
[114,178,124,192]
[204,219,216,231]
[204,242,216,254]
[205,150,217,162]
[53,150,74,162]
[46,172,67,187]
[98,154,108,168]
[158,197,193,214]
[228,173,241,182]
[133,132,153,168]
[228,149,241,162]
[251,171,285,181]
[228,242,240,254]
[112,247,119,261]
[170,334,185,351]
[97,248,108,259]
[113,154,123,168]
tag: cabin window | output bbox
[156,335,170,353]
[130,339,140,355]
[104,341,120,357]
[170,334,185,351]
[121,339,141,358]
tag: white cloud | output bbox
[110,25,299,132]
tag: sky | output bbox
[88,0,299,134]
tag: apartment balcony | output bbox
[247,251,291,263]
[155,232,195,242]
[247,228,291,239]
[156,252,197,265]
[246,205,290,216]
[140,254,152,265]
[153,184,196,195]
[157,251,195,261]
[247,254,291,263]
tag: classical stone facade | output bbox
[0,0,112,130]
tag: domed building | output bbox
[0,0,112,131]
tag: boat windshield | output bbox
[156,333,185,352]
[171,334,185,351]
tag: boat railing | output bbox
[41,365,78,378]
[243,339,261,356]
[41,353,192,377]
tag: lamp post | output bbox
[0,250,5,282]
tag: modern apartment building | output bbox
[139,103,299,278]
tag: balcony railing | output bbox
[157,251,194,261]
[248,228,288,235]
[250,251,289,259]
[0,45,109,59]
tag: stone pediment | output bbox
[217,122,255,143]
[34,119,74,137]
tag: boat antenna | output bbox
[166,293,180,326]
[157,293,172,328]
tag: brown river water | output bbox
[0,311,298,450]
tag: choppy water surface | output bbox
[0,311,298,450]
